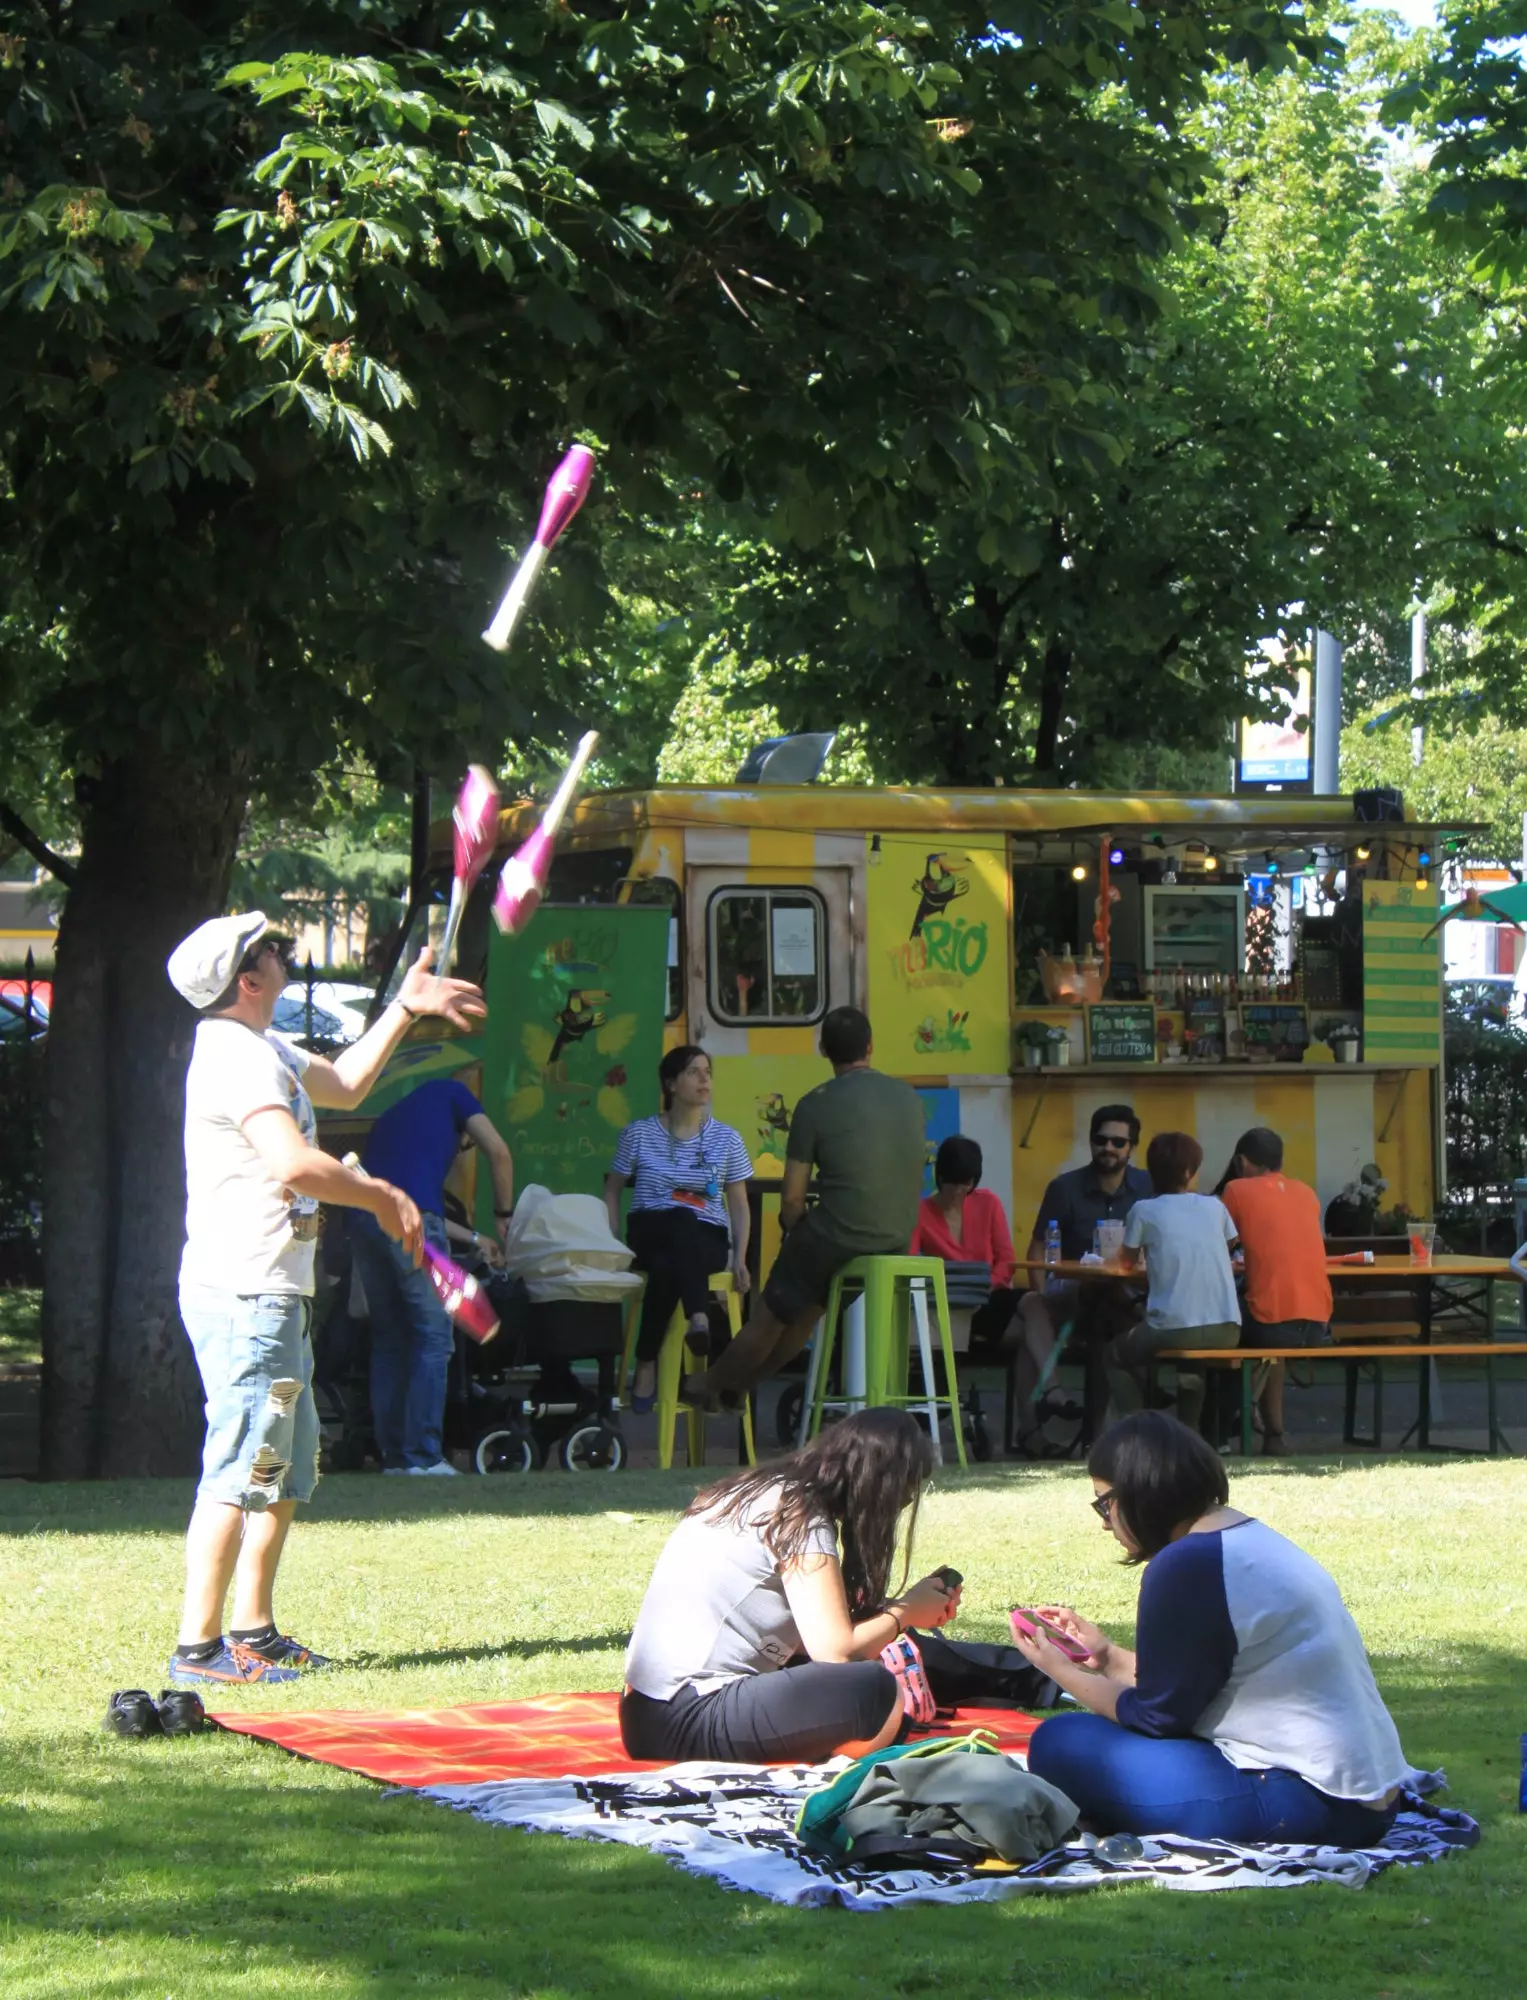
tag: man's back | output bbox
[787,1068,925,1249]
[363,1076,481,1217]
[1222,1173,1332,1326]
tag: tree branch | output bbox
[0,802,78,888]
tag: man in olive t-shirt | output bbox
[686,1007,925,1406]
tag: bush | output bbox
[1443,996,1527,1229]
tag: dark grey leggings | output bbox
[618,1632,1060,1764]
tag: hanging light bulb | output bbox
[1071,863,1088,882]
[1109,847,1125,866]
[1355,845,1371,862]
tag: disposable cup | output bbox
[1096,1220,1126,1265]
[1408,1222,1436,1268]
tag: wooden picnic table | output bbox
[1017,1253,1522,1452]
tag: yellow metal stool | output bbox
[621,1272,755,1470]
[803,1255,967,1467]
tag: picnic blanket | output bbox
[416,1763,1480,1910]
[209,1690,1037,1786]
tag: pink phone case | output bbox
[1010,1607,1090,1664]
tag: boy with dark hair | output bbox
[685,1007,924,1407]
[1220,1125,1331,1454]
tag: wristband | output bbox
[397,999,420,1020]
[494,1207,514,1218]
[885,1602,907,1637]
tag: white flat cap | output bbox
[167,911,272,1009]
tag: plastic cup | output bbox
[1408,1222,1436,1268]
[1096,1220,1126,1265]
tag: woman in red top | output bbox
[909,1136,1018,1349]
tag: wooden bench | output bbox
[1149,1342,1527,1457]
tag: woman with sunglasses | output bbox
[1011,1412,1409,1845]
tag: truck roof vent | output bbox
[734,733,836,785]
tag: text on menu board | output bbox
[1086,1003,1157,1064]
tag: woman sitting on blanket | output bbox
[621,1407,1055,1766]
[1014,1411,1409,1846]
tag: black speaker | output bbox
[1352,787,1404,824]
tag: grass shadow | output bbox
[354,1632,631,1670]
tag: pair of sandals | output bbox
[104,1688,207,1738]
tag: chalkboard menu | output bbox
[1087,1002,1157,1064]
[1239,1003,1309,1060]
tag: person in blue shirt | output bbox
[604,1045,752,1413]
[1014,1412,1409,1846]
[351,1076,515,1475]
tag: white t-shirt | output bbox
[624,1489,839,1701]
[1124,1191,1239,1329]
[180,1019,319,1297]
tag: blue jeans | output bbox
[179,1286,319,1509]
[1027,1712,1399,1846]
[350,1210,454,1470]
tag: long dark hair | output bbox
[688,1408,935,1615]
[657,1043,707,1110]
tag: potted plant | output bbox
[1326,1021,1362,1065]
[1042,1023,1071,1068]
[1016,1020,1050,1069]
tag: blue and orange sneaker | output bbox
[238,1632,331,1671]
[167,1640,300,1687]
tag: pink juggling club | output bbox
[492,730,600,936]
[435,763,501,973]
[422,1241,501,1345]
[482,444,596,653]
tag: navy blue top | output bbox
[362,1077,484,1217]
[1031,1162,1153,1262]
[1114,1530,1237,1737]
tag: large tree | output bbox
[666,17,1510,786]
[0,0,1317,1475]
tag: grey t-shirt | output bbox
[624,1491,839,1700]
[1124,1192,1240,1330]
[786,1066,926,1249]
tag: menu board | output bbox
[1087,1002,1157,1064]
[1239,1003,1310,1060]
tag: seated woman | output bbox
[603,1045,752,1413]
[1014,1412,1409,1845]
[621,1407,1059,1765]
[1108,1131,1239,1433]
[908,1134,1019,1351]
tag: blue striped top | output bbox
[610,1115,753,1230]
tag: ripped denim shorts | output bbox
[179,1286,319,1508]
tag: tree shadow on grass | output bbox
[1,1663,1520,2000]
[352,1631,630,1670]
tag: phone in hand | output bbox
[1010,1606,1091,1664]
[935,1566,963,1590]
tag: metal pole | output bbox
[1313,629,1343,793]
[1411,609,1426,768]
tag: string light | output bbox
[1109,847,1125,866]
[1071,863,1088,882]
[1203,854,1220,872]
[1418,849,1432,868]
[1355,845,1371,862]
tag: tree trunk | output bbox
[41,744,246,1479]
[1032,639,1072,780]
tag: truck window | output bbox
[709,888,825,1024]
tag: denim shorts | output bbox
[179,1286,320,1509]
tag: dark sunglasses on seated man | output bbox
[1091,1128,1133,1155]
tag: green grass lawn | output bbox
[1,1457,1523,1998]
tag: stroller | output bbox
[449,1186,641,1475]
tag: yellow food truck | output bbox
[378,782,1463,1265]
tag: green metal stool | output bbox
[803,1255,967,1467]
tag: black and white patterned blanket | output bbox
[412,1762,1479,1910]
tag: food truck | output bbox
[366,782,1466,1264]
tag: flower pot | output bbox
[1020,1045,1044,1069]
[1334,1041,1360,1064]
[1044,1042,1071,1068]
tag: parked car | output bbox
[271,979,373,1049]
[0,979,50,1041]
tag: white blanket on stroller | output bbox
[504,1186,641,1302]
[411,1763,1479,1910]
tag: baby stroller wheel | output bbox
[475,1425,540,1475]
[559,1421,626,1473]
[775,1382,805,1448]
